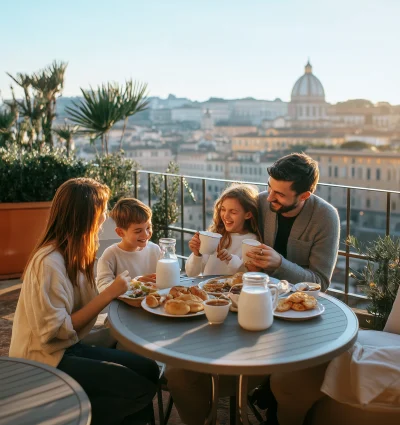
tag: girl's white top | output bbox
[185,232,258,277]
[9,245,97,367]
[96,242,161,292]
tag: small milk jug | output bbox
[238,272,278,331]
[156,238,180,289]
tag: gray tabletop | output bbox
[0,357,91,425]
[109,278,359,376]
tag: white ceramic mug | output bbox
[203,299,231,324]
[199,231,222,255]
[242,239,262,264]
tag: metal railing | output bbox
[133,170,400,306]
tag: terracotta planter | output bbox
[0,202,52,279]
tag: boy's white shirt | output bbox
[97,241,161,292]
[185,232,258,277]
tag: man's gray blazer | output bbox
[258,191,340,291]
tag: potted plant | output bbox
[0,146,87,278]
[348,235,400,330]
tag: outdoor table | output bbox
[108,276,359,425]
[0,357,91,425]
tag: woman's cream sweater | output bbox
[9,246,97,367]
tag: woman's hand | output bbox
[245,244,282,273]
[189,232,201,256]
[217,248,232,262]
[107,270,131,299]
[245,262,262,272]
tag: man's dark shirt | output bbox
[273,214,297,259]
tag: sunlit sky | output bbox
[1,0,399,104]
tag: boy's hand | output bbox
[189,232,201,256]
[108,270,131,299]
[217,248,232,262]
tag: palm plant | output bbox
[6,61,67,149]
[30,61,67,148]
[119,80,149,149]
[53,123,79,156]
[0,104,18,147]
[66,83,123,155]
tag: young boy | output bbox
[97,198,161,292]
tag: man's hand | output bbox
[189,232,201,256]
[245,244,282,274]
[217,248,232,262]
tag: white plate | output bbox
[198,275,282,296]
[141,288,207,318]
[273,301,325,321]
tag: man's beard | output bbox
[269,199,299,214]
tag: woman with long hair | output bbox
[10,178,158,425]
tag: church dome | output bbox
[291,61,325,101]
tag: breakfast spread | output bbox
[202,272,244,293]
[276,292,317,312]
[145,285,208,315]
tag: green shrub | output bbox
[0,146,87,202]
[85,151,139,206]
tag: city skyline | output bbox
[1,0,399,104]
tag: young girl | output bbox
[168,184,263,425]
[185,183,262,277]
[9,178,159,425]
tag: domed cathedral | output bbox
[289,60,329,128]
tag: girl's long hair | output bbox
[209,183,262,250]
[24,177,110,287]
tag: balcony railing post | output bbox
[164,175,168,238]
[180,176,185,268]
[134,171,139,199]
[202,179,206,230]
[386,192,391,236]
[148,173,152,208]
[344,188,351,305]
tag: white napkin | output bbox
[384,286,400,335]
[321,340,400,406]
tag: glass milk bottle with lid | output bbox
[238,272,278,331]
[156,238,181,289]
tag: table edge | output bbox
[109,293,359,376]
[1,356,91,425]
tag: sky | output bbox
[1,0,399,104]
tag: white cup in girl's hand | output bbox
[199,231,222,255]
[242,239,261,264]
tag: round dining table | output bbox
[0,356,91,425]
[108,276,359,425]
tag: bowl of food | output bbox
[294,282,321,298]
[118,278,158,307]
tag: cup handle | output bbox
[270,287,278,310]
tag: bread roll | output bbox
[189,286,208,301]
[185,300,204,313]
[164,299,190,315]
[169,286,187,298]
[146,295,159,308]
[231,272,244,286]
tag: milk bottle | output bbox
[156,238,180,289]
[238,272,278,331]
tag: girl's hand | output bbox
[189,232,201,256]
[107,270,131,299]
[217,248,232,262]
